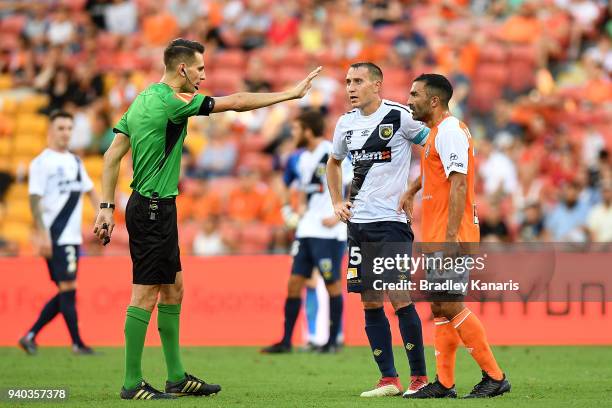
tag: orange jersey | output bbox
[421,115,479,243]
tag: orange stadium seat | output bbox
[15,113,48,136]
[0,137,13,156]
[479,43,507,63]
[6,182,28,202]
[475,63,508,84]
[210,69,244,95]
[214,50,247,70]
[5,199,32,224]
[83,156,105,180]
[0,74,13,90]
[1,220,31,247]
[18,94,50,113]
[13,135,46,157]
[374,25,401,44]
[507,61,535,92]
[0,14,26,34]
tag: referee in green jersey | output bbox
[93,38,321,400]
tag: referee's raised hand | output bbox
[291,66,322,99]
[93,208,114,245]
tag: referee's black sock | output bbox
[364,307,397,378]
[396,303,427,376]
[28,293,61,339]
[281,297,301,346]
[59,290,84,348]
[327,295,343,346]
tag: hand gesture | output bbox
[397,191,416,221]
[291,66,322,99]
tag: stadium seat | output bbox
[479,43,507,63]
[208,177,238,200]
[1,220,31,247]
[15,114,48,136]
[0,74,13,90]
[13,135,46,156]
[178,220,200,253]
[214,50,247,70]
[83,156,105,180]
[210,69,244,95]
[0,14,26,35]
[18,94,50,113]
[241,223,273,246]
[475,63,508,84]
[507,61,535,92]
[0,138,12,156]
[510,45,537,65]
[5,200,32,223]
[6,182,28,201]
[373,24,401,44]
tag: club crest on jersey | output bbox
[316,164,326,177]
[379,124,394,140]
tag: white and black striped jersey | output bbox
[28,149,93,245]
[332,100,429,223]
[296,140,352,240]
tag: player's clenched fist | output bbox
[333,201,353,223]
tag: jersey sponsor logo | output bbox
[345,130,353,144]
[347,267,358,279]
[379,124,394,140]
[350,148,392,165]
[447,162,464,171]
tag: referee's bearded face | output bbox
[48,117,73,151]
[408,81,431,122]
[346,67,380,109]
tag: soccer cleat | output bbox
[403,377,457,399]
[317,343,342,354]
[165,373,221,396]
[260,342,291,354]
[360,377,402,397]
[18,336,37,355]
[463,371,511,398]
[72,345,96,355]
[120,381,176,400]
[402,375,428,396]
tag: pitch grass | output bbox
[1,346,611,407]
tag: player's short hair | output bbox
[414,73,453,107]
[296,109,325,138]
[349,62,383,82]
[163,38,205,69]
[49,110,73,123]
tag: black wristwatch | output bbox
[100,203,115,210]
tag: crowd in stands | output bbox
[0,0,610,256]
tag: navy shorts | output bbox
[46,244,79,283]
[346,221,414,293]
[291,238,346,283]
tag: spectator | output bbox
[266,4,299,47]
[518,203,545,242]
[544,181,591,242]
[194,133,238,179]
[479,137,518,197]
[391,19,429,69]
[104,0,138,35]
[226,168,266,225]
[168,0,203,30]
[235,0,271,51]
[192,217,228,256]
[587,182,612,242]
[47,7,75,46]
[108,71,138,111]
[480,203,511,242]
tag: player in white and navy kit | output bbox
[326,63,429,396]
[19,110,98,356]
[262,110,351,354]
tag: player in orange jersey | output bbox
[400,74,511,399]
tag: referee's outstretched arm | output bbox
[210,66,322,113]
[93,132,130,244]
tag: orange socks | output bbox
[451,308,503,381]
[434,317,461,388]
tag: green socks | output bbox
[123,306,151,390]
[157,303,186,382]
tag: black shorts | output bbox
[46,244,79,283]
[126,191,181,285]
[346,221,414,293]
[291,238,346,283]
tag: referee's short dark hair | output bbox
[296,109,325,138]
[164,38,205,69]
[49,110,73,122]
[414,73,453,107]
[350,62,383,82]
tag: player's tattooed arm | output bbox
[326,156,352,222]
[446,171,467,242]
[29,194,51,257]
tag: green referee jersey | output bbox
[112,83,215,198]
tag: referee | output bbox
[93,38,321,400]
